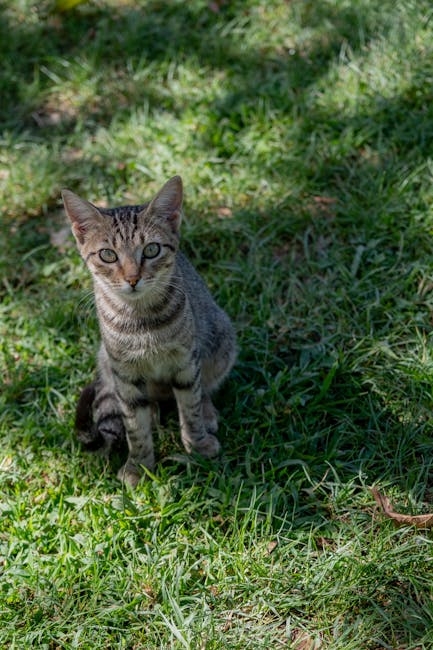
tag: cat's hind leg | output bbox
[92,375,125,454]
[75,381,102,450]
[199,320,236,443]
[75,378,126,454]
[202,393,218,435]
[201,314,237,395]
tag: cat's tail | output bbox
[75,381,125,453]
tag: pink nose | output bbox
[127,276,139,287]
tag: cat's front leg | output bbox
[114,376,155,487]
[173,366,221,458]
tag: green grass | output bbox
[3,0,433,647]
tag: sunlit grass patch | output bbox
[3,0,433,648]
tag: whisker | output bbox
[76,291,96,318]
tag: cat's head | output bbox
[62,176,183,302]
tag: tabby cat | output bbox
[62,176,236,486]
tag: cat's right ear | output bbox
[62,189,103,245]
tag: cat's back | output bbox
[177,252,235,349]
[177,252,222,316]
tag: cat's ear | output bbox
[62,189,104,245]
[147,176,183,233]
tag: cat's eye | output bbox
[99,249,118,263]
[142,243,161,259]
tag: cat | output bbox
[62,176,237,486]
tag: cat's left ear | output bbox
[148,175,183,233]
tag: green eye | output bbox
[142,243,161,259]
[99,249,118,263]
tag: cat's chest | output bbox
[113,342,188,382]
[142,347,185,379]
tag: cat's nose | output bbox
[126,276,140,288]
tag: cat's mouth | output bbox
[121,286,143,297]
[116,281,151,301]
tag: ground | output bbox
[2,1,433,648]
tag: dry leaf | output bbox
[221,611,234,633]
[217,206,233,219]
[0,456,13,471]
[308,195,337,219]
[267,540,278,554]
[208,0,226,13]
[312,195,336,206]
[315,536,334,550]
[62,148,83,162]
[291,628,319,650]
[372,488,433,528]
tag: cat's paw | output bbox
[189,434,221,458]
[117,463,142,488]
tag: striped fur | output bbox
[63,176,236,486]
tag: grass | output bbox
[2,0,433,647]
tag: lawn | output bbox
[2,0,433,647]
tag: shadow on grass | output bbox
[0,1,396,129]
[2,4,433,646]
[0,2,433,460]
[2,0,433,519]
